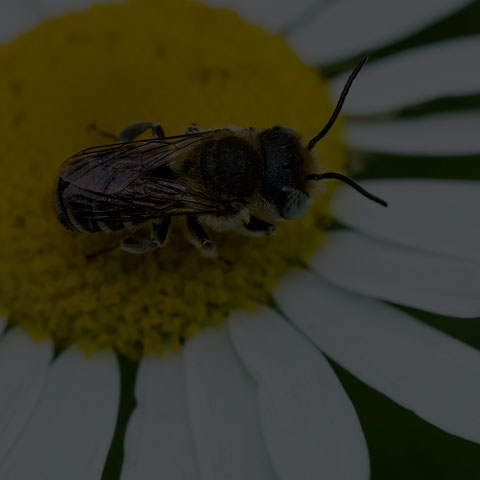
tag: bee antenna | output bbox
[307,56,368,151]
[306,172,388,207]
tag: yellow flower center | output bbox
[0,0,345,359]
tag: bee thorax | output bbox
[200,136,262,198]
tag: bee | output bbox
[53,57,386,258]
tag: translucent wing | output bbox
[59,130,218,194]
[65,176,243,228]
[58,128,246,226]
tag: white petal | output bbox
[345,111,480,155]
[274,270,480,444]
[311,231,480,318]
[0,347,120,480]
[184,325,276,480]
[121,353,201,480]
[287,0,474,65]
[0,329,53,461]
[201,0,320,32]
[0,1,40,42]
[331,179,480,262]
[229,307,369,480]
[331,36,480,116]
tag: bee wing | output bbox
[60,129,245,226]
[138,176,244,216]
[59,130,218,194]
[66,176,244,227]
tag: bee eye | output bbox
[279,187,310,219]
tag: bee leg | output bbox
[117,121,165,141]
[187,216,217,258]
[120,236,159,254]
[183,123,202,134]
[88,123,118,141]
[88,122,165,141]
[242,216,276,237]
[152,217,171,246]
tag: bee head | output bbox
[259,125,310,220]
[259,57,388,220]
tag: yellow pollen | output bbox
[0,0,345,359]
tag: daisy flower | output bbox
[0,0,479,479]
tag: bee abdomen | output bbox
[53,179,127,233]
[53,178,81,231]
